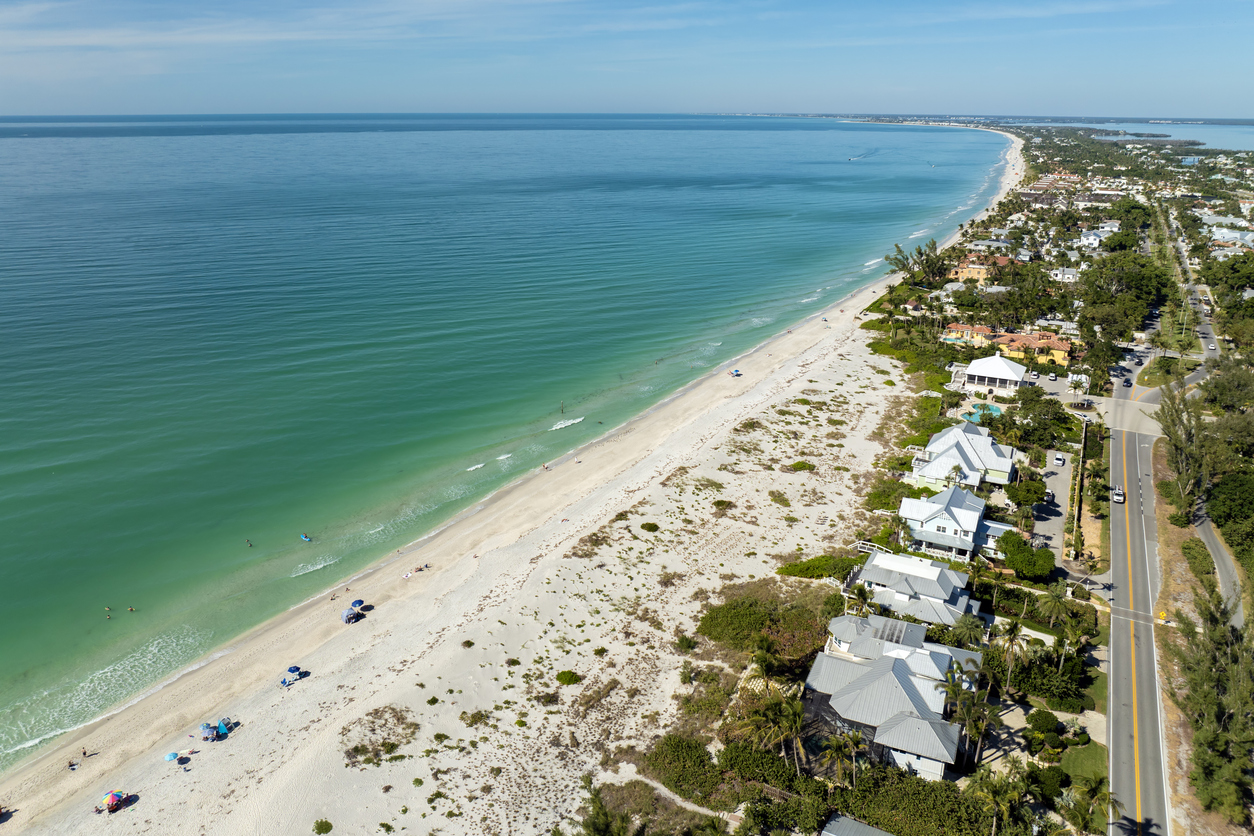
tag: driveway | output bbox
[1033,451,1073,557]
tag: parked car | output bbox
[1210,344,1217,351]
[1053,453,1065,467]
[1031,371,1040,379]
[1043,489,1055,504]
[1048,372,1058,381]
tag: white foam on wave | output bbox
[496,454,512,460]
[750,316,774,328]
[0,626,215,759]
[908,229,929,238]
[290,554,341,577]
[800,295,819,303]
[865,259,882,266]
[466,463,484,471]
[549,417,585,431]
[708,341,722,347]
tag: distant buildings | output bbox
[992,330,1072,367]
[905,423,1017,490]
[803,614,982,780]
[897,486,1015,562]
[942,323,993,347]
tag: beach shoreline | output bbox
[0,128,1022,833]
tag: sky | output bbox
[1,0,1252,117]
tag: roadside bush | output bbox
[1074,732,1091,746]
[643,734,722,805]
[1181,537,1214,581]
[1027,708,1061,735]
[696,597,774,651]
[555,670,583,686]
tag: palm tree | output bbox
[935,665,968,719]
[1066,376,1086,407]
[948,463,966,488]
[816,734,852,786]
[1075,774,1125,826]
[887,513,912,547]
[952,613,985,649]
[845,729,867,790]
[849,583,875,617]
[1037,581,1071,628]
[951,690,986,770]
[998,620,1028,692]
[1058,619,1091,674]
[777,697,806,777]
[967,765,1019,836]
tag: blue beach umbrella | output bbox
[351,599,364,608]
[164,752,178,762]
[287,666,301,674]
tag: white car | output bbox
[1209,344,1217,351]
[1048,372,1058,381]
[1053,453,1065,467]
[1112,486,1125,504]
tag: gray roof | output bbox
[860,551,966,601]
[822,814,894,836]
[876,713,960,762]
[827,657,936,727]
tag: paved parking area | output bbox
[1033,450,1073,556]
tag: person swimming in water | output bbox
[301,533,311,542]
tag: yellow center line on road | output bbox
[1122,430,1143,833]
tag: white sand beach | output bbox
[0,132,1023,836]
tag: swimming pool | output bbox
[962,403,1002,422]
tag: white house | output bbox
[1050,267,1080,284]
[804,614,982,781]
[1079,229,1115,249]
[905,422,1017,490]
[898,486,1015,562]
[856,551,981,626]
[968,239,1012,252]
[1097,220,1121,233]
[959,355,1026,395]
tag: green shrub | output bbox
[592,646,607,656]
[1169,510,1192,527]
[769,490,791,507]
[790,461,816,472]
[821,593,846,620]
[1074,732,1091,746]
[675,634,698,653]
[505,658,520,666]
[643,734,722,804]
[1043,731,1065,750]
[555,670,582,686]
[1028,708,1061,735]
[1028,763,1069,804]
[426,696,439,706]
[313,821,333,835]
[1181,537,1214,580]
[461,640,474,648]
[696,597,775,651]
[640,522,660,532]
[776,554,860,580]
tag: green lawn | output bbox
[1085,667,1108,715]
[1061,741,1108,781]
[1136,357,1200,388]
[1061,742,1110,832]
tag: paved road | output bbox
[1193,514,1245,626]
[1108,430,1170,836]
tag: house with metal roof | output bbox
[897,486,1015,562]
[905,422,1017,490]
[856,551,981,626]
[959,355,1026,395]
[804,614,981,781]
[821,814,893,836]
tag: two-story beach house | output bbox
[856,551,981,626]
[957,355,1026,395]
[803,614,982,780]
[897,486,1015,562]
[904,423,1017,490]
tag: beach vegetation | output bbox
[426,696,439,705]
[735,419,762,433]
[555,670,583,686]
[640,521,659,532]
[711,499,735,517]
[768,490,790,507]
[776,553,861,581]
[461,640,474,648]
[788,460,816,471]
[312,820,333,834]
[378,823,393,833]
[593,646,608,656]
[675,633,698,653]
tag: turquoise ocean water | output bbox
[0,114,1007,769]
